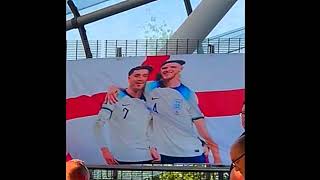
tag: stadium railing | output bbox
[66,38,245,60]
[88,164,231,180]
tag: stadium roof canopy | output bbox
[66,0,122,15]
[66,0,243,58]
[209,27,244,39]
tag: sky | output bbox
[66,0,245,40]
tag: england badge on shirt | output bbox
[173,99,183,115]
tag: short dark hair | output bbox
[161,60,186,67]
[128,65,153,76]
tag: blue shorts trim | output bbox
[160,153,206,164]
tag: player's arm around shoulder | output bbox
[144,81,159,94]
[106,84,123,104]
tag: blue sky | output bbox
[66,0,244,40]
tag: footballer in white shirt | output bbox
[95,65,160,165]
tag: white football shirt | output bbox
[95,90,153,162]
[145,81,205,157]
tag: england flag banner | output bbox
[66,53,244,165]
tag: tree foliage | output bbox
[144,16,173,40]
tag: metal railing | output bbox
[67,40,102,60]
[88,164,231,180]
[209,27,244,39]
[66,38,245,60]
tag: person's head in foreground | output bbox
[160,60,185,82]
[128,65,153,91]
[230,135,245,176]
[66,159,90,180]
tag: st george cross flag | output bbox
[66,53,244,165]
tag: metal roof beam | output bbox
[66,0,158,31]
[67,0,93,58]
